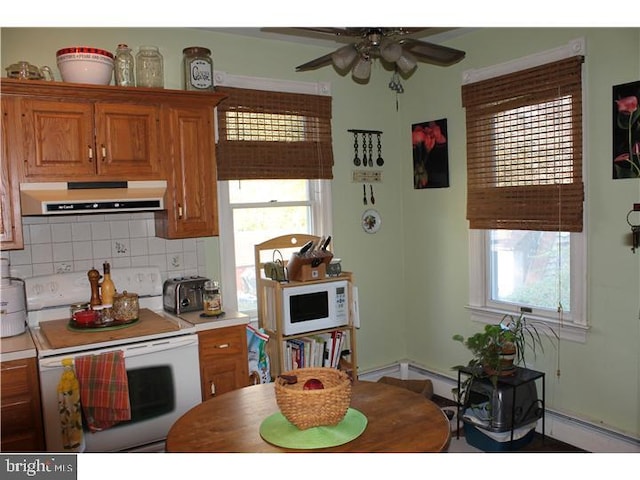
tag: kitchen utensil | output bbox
[112,291,139,321]
[353,132,361,166]
[363,184,367,205]
[5,61,54,81]
[361,134,368,167]
[56,47,114,85]
[88,268,102,307]
[376,133,384,166]
[368,133,373,167]
[370,184,375,205]
[0,276,27,338]
[162,276,209,314]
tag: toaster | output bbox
[163,276,209,314]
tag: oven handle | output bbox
[39,335,198,369]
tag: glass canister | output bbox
[203,280,222,316]
[182,46,214,91]
[114,44,135,87]
[135,45,164,88]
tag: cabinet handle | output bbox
[215,343,230,349]
[178,204,183,219]
[210,381,216,396]
[88,146,93,161]
[101,145,107,161]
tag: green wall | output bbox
[2,27,638,438]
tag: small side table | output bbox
[456,365,545,446]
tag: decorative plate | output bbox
[361,209,381,234]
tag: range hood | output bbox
[20,181,167,215]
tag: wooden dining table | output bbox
[165,380,451,453]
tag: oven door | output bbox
[38,334,201,452]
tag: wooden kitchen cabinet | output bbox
[1,78,226,239]
[1,97,24,250]
[154,104,220,239]
[18,98,161,179]
[1,357,45,452]
[197,325,250,401]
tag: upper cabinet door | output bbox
[95,103,161,177]
[1,97,23,250]
[21,99,95,178]
[156,105,218,238]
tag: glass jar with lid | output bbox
[136,45,164,88]
[114,44,135,87]
[182,46,214,91]
[203,280,222,316]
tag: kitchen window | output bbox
[462,39,588,342]
[218,178,331,317]
[215,73,333,319]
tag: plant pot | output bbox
[483,342,516,377]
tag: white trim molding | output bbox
[462,37,586,85]
[213,70,331,96]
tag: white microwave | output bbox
[282,279,349,335]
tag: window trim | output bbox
[218,179,332,318]
[464,38,589,343]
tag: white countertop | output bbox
[0,330,37,362]
[178,310,250,332]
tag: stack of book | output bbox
[283,330,346,371]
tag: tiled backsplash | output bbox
[2,212,209,281]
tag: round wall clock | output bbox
[361,209,381,234]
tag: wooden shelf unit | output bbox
[254,234,358,380]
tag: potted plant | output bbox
[452,313,558,402]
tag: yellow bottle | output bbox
[101,262,116,305]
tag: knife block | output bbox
[287,252,332,282]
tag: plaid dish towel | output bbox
[75,350,131,432]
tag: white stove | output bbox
[25,267,202,453]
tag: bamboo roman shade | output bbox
[216,87,334,180]
[462,56,585,232]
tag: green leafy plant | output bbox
[452,313,558,403]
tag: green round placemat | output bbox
[259,408,367,449]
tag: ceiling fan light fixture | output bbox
[331,45,358,71]
[352,57,372,80]
[379,38,402,63]
[396,50,417,74]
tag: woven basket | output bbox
[275,367,352,430]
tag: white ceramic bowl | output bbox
[56,47,114,85]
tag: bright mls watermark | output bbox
[1,455,76,479]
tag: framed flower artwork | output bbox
[613,80,640,179]
[411,118,449,189]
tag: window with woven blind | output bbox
[216,87,334,180]
[462,55,585,232]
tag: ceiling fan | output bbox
[273,28,466,82]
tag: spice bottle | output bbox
[114,44,135,86]
[100,262,116,305]
[203,280,222,316]
[182,46,214,91]
[136,45,164,88]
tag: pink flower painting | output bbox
[613,80,640,179]
[412,119,450,189]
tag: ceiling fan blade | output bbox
[399,38,465,66]
[295,50,337,71]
